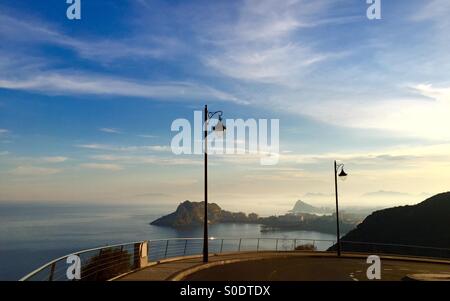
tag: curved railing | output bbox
[20,237,450,281]
[19,240,148,281]
[20,237,334,281]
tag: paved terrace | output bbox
[116,251,450,281]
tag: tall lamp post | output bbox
[334,160,347,257]
[203,105,226,263]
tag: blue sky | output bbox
[1,0,450,214]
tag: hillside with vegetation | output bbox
[150,201,259,227]
[329,192,450,255]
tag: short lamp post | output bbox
[334,160,347,257]
[203,105,226,263]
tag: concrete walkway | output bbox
[116,251,450,281]
[118,251,291,281]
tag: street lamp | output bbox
[334,160,347,257]
[203,105,226,263]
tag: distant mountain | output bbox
[151,200,358,234]
[150,201,258,227]
[329,192,450,254]
[260,212,358,235]
[290,200,332,214]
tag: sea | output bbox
[0,202,336,280]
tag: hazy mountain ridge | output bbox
[290,200,332,214]
[151,200,360,234]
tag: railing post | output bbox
[48,262,56,281]
[133,243,141,269]
[140,241,149,268]
[183,239,188,256]
[238,238,242,252]
[257,238,260,252]
[220,239,224,253]
[164,240,169,258]
[276,239,279,251]
[293,239,297,250]
[94,249,104,281]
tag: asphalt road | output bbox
[183,256,450,281]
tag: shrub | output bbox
[81,248,132,281]
[295,244,317,251]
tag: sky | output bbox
[1,0,450,215]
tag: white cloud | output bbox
[138,134,158,138]
[0,129,9,135]
[90,154,126,161]
[0,10,245,104]
[294,83,450,140]
[0,11,182,63]
[77,144,171,152]
[41,156,68,163]
[89,154,202,166]
[201,0,350,85]
[10,166,61,176]
[0,72,246,104]
[205,44,330,85]
[100,128,121,134]
[76,144,111,150]
[412,0,450,21]
[80,163,123,171]
[362,191,411,198]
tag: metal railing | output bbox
[20,237,334,281]
[20,240,147,281]
[20,237,450,281]
[147,237,335,262]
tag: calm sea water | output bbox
[0,203,336,280]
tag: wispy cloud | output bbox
[99,128,121,134]
[10,165,62,176]
[77,144,171,152]
[303,192,333,198]
[137,134,158,139]
[41,156,68,163]
[411,0,450,22]
[0,9,183,63]
[90,154,202,166]
[293,83,450,140]
[362,190,411,198]
[80,163,123,171]
[0,72,246,104]
[5,155,69,164]
[198,0,353,85]
[0,129,10,135]
[0,8,246,104]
